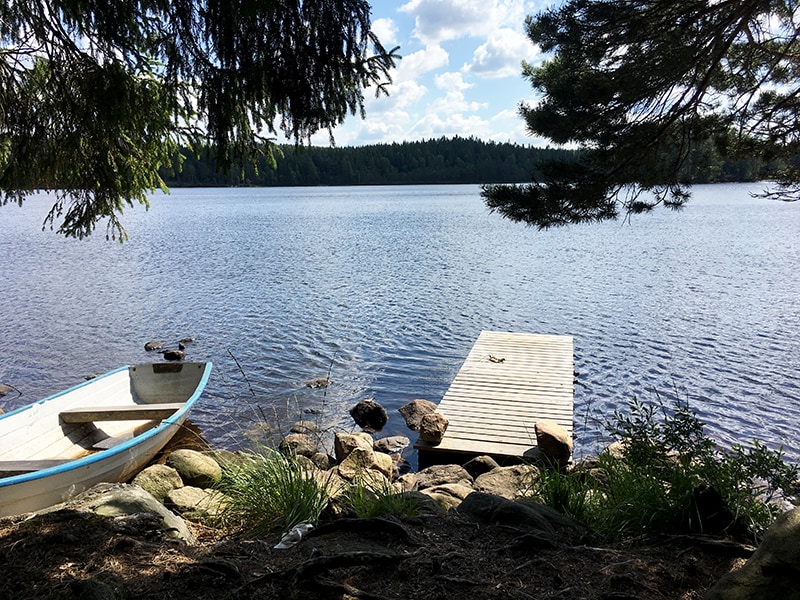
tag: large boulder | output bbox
[64,482,194,544]
[349,399,388,432]
[398,399,438,431]
[474,464,539,500]
[166,449,222,488]
[704,507,800,600]
[131,464,184,502]
[534,420,573,463]
[414,464,474,491]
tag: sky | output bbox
[308,0,552,148]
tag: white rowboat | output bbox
[0,362,212,517]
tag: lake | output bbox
[0,183,798,468]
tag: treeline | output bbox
[160,135,782,188]
[161,137,574,187]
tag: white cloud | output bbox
[466,27,538,78]
[434,71,472,92]
[399,0,531,44]
[396,45,449,80]
[371,79,429,111]
[371,18,399,48]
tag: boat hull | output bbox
[0,362,212,517]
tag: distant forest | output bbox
[162,137,572,187]
[160,135,776,187]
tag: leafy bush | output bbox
[214,449,330,537]
[528,397,798,542]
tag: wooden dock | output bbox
[414,331,574,459]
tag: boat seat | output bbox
[0,459,73,477]
[59,403,184,423]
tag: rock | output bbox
[417,412,449,443]
[310,452,334,470]
[206,449,252,471]
[165,486,227,521]
[704,507,800,600]
[395,472,418,492]
[278,433,319,458]
[290,420,318,435]
[144,340,164,351]
[0,383,14,398]
[244,421,273,443]
[372,451,395,479]
[602,440,627,460]
[131,464,184,502]
[162,349,185,361]
[166,449,222,488]
[398,399,438,431]
[534,420,573,463]
[420,483,475,510]
[337,446,392,480]
[294,455,318,472]
[334,431,374,463]
[64,482,194,544]
[475,464,539,500]
[463,455,501,478]
[349,399,388,432]
[314,468,349,499]
[458,492,583,537]
[373,435,410,455]
[414,464,474,491]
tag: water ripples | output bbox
[0,184,798,467]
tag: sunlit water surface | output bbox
[1,184,798,468]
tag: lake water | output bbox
[1,183,798,468]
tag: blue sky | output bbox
[309,0,551,147]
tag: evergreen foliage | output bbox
[483,0,800,227]
[0,0,397,239]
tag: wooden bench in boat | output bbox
[59,403,184,423]
[0,459,73,477]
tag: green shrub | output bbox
[527,397,798,542]
[214,448,330,537]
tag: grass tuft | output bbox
[214,447,330,537]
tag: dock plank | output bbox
[414,331,574,459]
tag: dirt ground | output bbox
[0,505,750,600]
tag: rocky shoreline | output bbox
[2,394,799,599]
